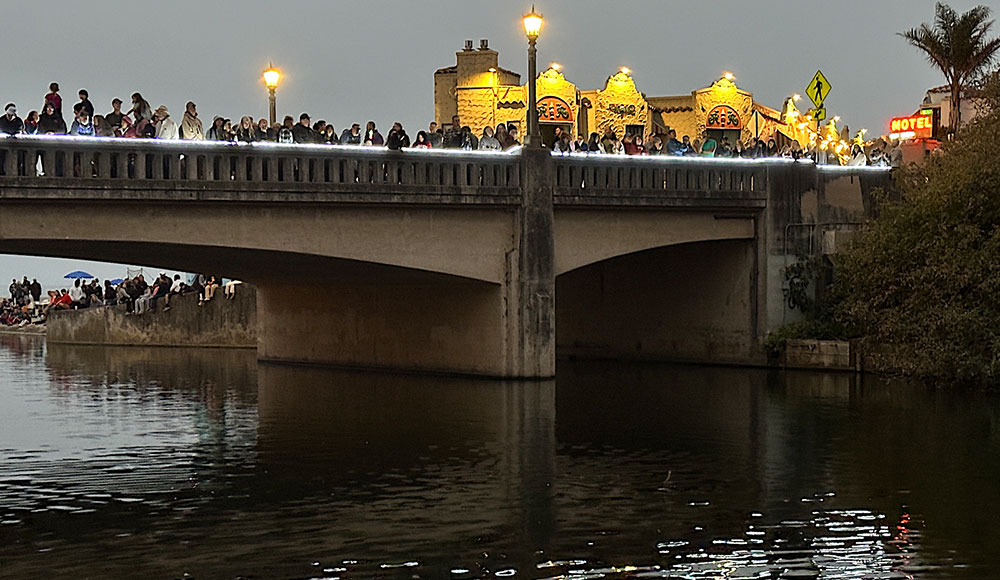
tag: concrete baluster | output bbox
[400,161,415,185]
[249,156,262,182]
[94,151,109,178]
[167,153,181,180]
[148,153,163,179]
[233,154,247,181]
[43,148,58,177]
[277,157,291,182]
[263,156,276,182]
[184,153,198,180]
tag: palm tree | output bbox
[900,3,1000,132]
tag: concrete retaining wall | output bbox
[778,339,911,374]
[781,339,856,371]
[46,287,256,348]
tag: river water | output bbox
[1,334,998,579]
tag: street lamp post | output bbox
[263,63,281,126]
[522,7,543,147]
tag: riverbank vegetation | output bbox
[767,4,1000,386]
[837,73,1000,384]
[772,72,1000,385]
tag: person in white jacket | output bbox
[153,105,178,140]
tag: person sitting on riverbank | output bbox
[223,279,241,299]
[121,275,148,314]
[115,282,130,307]
[45,289,72,314]
[103,280,116,305]
[149,273,172,312]
[0,298,32,326]
[133,284,155,315]
[199,276,219,306]
[79,279,103,307]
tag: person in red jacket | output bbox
[45,290,72,315]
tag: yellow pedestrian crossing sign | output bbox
[806,70,831,108]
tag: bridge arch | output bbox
[0,237,517,377]
[553,208,756,277]
[0,201,514,284]
[556,238,759,364]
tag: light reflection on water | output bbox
[0,333,997,579]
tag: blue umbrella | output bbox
[64,270,94,279]
[109,278,124,285]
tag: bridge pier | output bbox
[256,277,510,376]
[505,147,556,378]
[256,148,556,378]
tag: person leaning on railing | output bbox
[0,103,24,135]
[37,102,67,134]
[479,125,501,150]
[69,111,96,136]
[179,102,204,140]
[412,131,431,148]
[386,122,410,150]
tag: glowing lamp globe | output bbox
[263,66,280,89]
[522,7,543,39]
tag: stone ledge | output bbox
[46,288,257,348]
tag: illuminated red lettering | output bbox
[889,113,933,137]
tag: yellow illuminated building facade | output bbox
[579,70,650,140]
[648,77,785,145]
[434,43,788,146]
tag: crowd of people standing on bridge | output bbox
[0,82,899,165]
[0,84,521,151]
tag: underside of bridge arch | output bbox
[0,239,488,286]
[555,239,762,365]
[0,239,523,377]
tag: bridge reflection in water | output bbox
[0,136,891,378]
[1,338,997,578]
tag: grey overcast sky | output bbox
[1,0,988,289]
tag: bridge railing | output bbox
[552,153,773,199]
[0,136,522,193]
[1,137,891,202]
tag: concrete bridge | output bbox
[0,136,891,378]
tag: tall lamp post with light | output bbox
[522,7,543,147]
[263,63,281,127]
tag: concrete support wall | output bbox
[556,240,758,364]
[762,166,892,332]
[46,288,256,348]
[257,277,508,376]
